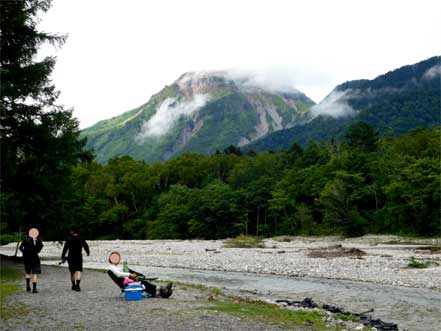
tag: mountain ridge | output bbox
[83,71,315,163]
[245,56,441,152]
[83,56,440,162]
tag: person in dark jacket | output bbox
[19,229,43,293]
[61,227,90,292]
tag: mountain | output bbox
[245,56,441,152]
[82,71,315,163]
[84,57,440,162]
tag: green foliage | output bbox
[207,298,343,330]
[407,257,431,269]
[246,57,441,153]
[82,79,313,164]
[148,185,195,239]
[320,171,368,237]
[60,127,441,240]
[0,233,19,246]
[0,0,92,239]
[345,121,379,152]
[224,235,265,248]
[0,264,29,320]
[0,265,19,282]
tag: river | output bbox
[54,260,441,331]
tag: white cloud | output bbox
[423,64,441,80]
[310,90,355,118]
[135,94,209,143]
[226,69,302,94]
[38,0,441,128]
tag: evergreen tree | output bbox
[345,121,379,152]
[0,0,91,238]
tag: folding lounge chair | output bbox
[107,270,126,296]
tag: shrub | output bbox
[407,256,431,268]
[0,233,19,246]
[224,235,265,248]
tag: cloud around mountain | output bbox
[135,94,210,143]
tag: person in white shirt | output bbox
[108,251,172,298]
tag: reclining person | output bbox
[108,251,172,298]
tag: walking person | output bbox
[19,228,43,293]
[61,227,90,292]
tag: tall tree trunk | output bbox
[245,212,248,235]
[256,206,260,236]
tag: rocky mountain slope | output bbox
[246,56,440,152]
[83,71,315,163]
[83,56,440,161]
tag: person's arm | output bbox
[108,264,131,278]
[19,241,25,253]
[82,240,90,256]
[35,238,43,253]
[61,240,69,260]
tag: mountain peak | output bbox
[174,70,310,98]
[83,70,315,163]
[175,71,236,98]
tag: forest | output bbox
[68,125,441,240]
[4,123,439,243]
[1,1,439,244]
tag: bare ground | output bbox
[1,261,287,331]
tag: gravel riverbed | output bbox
[2,235,439,290]
[1,261,288,331]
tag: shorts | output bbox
[24,258,41,274]
[68,256,83,272]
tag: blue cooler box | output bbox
[125,283,143,301]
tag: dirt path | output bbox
[1,262,286,331]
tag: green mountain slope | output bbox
[245,56,441,152]
[82,72,315,163]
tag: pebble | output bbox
[1,235,440,290]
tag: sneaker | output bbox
[160,288,173,298]
[164,282,173,292]
[75,286,81,292]
[159,283,173,298]
[71,285,76,290]
[32,289,38,293]
[26,286,31,292]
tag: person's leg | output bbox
[74,271,81,291]
[31,273,38,293]
[25,274,31,292]
[70,272,76,290]
[24,262,32,292]
[159,282,173,298]
[140,280,156,296]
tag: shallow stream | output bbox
[71,261,440,331]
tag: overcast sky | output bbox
[38,0,441,128]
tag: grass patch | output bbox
[206,297,348,330]
[272,236,293,242]
[0,264,29,320]
[407,256,435,268]
[224,235,265,248]
[0,265,20,282]
[334,312,360,323]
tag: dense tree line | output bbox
[0,0,91,243]
[5,124,437,243]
